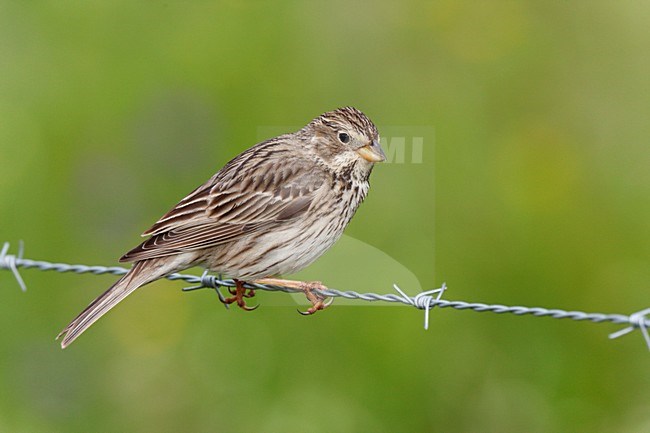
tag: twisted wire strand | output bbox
[1,242,649,351]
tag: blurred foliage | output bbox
[2,1,650,432]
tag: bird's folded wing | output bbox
[120,155,326,262]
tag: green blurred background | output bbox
[2,1,650,432]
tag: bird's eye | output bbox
[338,132,350,143]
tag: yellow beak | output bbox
[356,139,386,163]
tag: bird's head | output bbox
[300,107,386,173]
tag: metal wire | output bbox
[2,242,649,351]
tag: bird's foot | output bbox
[252,278,333,315]
[221,279,259,311]
[296,281,333,315]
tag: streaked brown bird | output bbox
[57,107,386,348]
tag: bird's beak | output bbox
[356,139,386,163]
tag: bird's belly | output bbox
[202,203,355,280]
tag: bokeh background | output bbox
[1,2,650,432]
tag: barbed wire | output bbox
[1,242,649,351]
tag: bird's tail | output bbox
[56,258,173,349]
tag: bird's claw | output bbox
[296,282,333,316]
[220,280,259,312]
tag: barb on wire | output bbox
[394,283,447,330]
[1,242,649,352]
[183,270,230,308]
[608,308,650,352]
[0,242,27,292]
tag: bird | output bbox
[57,106,386,348]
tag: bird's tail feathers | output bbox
[57,258,173,349]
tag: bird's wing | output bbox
[120,145,327,262]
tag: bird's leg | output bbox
[253,278,333,315]
[221,279,258,311]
